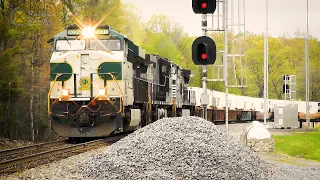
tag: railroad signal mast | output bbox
[192,0,217,120]
[192,0,247,130]
[283,75,296,101]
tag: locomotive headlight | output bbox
[82,26,95,38]
[98,88,105,96]
[62,89,69,97]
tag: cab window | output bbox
[55,39,85,51]
[89,39,121,51]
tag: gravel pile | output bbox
[5,116,320,180]
[79,116,273,179]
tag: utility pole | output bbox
[224,0,229,130]
[263,0,269,125]
[8,82,11,139]
[306,0,310,128]
[202,14,208,120]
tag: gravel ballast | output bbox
[4,116,320,180]
[78,116,272,180]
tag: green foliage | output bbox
[272,132,320,161]
[0,103,8,137]
[37,119,49,130]
[139,15,203,87]
[244,34,264,97]
[135,15,320,101]
[0,47,23,101]
[61,0,125,32]
[0,0,65,140]
[121,4,145,45]
[141,32,182,62]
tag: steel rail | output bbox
[0,140,68,162]
[0,134,127,175]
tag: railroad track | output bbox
[0,140,69,162]
[0,134,127,176]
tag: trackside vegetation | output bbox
[272,130,320,161]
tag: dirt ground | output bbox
[258,151,320,166]
[267,127,318,136]
[0,138,34,151]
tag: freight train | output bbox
[47,24,197,138]
[48,25,320,138]
[190,87,320,126]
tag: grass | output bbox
[272,130,320,162]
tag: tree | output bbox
[245,34,264,97]
[140,14,204,87]
[0,47,23,138]
[121,4,145,45]
[0,0,64,141]
[61,0,124,32]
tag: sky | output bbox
[122,0,320,39]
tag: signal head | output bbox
[192,36,216,65]
[201,53,207,59]
[201,2,207,9]
[192,0,217,14]
[283,84,290,93]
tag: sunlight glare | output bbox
[82,26,95,38]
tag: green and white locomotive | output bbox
[48,25,196,138]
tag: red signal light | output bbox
[201,53,207,59]
[201,3,207,9]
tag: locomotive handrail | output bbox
[48,72,124,116]
[172,98,177,117]
[47,73,62,115]
[147,89,152,113]
[133,75,170,87]
[52,73,78,97]
[89,72,124,115]
[107,73,124,115]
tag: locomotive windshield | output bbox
[55,39,85,51]
[89,39,121,51]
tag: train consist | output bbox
[48,25,319,138]
[48,25,196,138]
[190,87,320,123]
